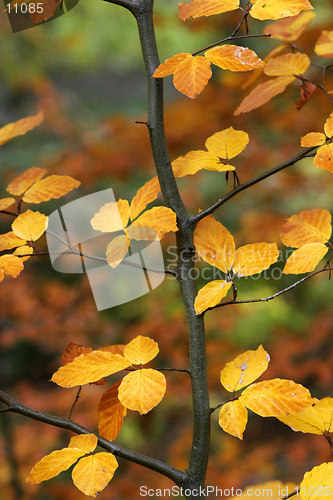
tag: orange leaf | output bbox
[129,177,160,221]
[250,0,313,21]
[264,52,310,76]
[12,210,48,241]
[193,214,235,273]
[300,132,326,147]
[173,55,212,99]
[220,345,270,392]
[91,200,129,233]
[205,127,249,159]
[179,0,239,21]
[26,448,86,484]
[118,369,166,414]
[0,197,15,211]
[106,235,129,268]
[313,144,333,172]
[132,206,178,238]
[241,378,313,417]
[234,76,294,115]
[324,112,333,138]
[172,150,235,177]
[263,11,315,41]
[124,335,159,365]
[205,45,265,72]
[0,231,26,252]
[61,343,93,365]
[232,242,279,277]
[0,254,24,279]
[22,175,80,203]
[29,0,61,24]
[6,167,46,197]
[219,400,248,439]
[72,452,118,498]
[280,209,332,247]
[283,243,328,274]
[68,434,98,453]
[314,30,333,59]
[153,53,192,78]
[0,111,43,147]
[98,382,127,441]
[278,397,333,435]
[194,280,232,314]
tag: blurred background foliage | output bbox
[1,0,333,498]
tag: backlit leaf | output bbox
[193,215,235,273]
[324,113,333,139]
[153,53,192,78]
[118,369,166,414]
[205,45,265,72]
[0,232,26,252]
[283,243,328,274]
[300,132,326,147]
[278,397,333,434]
[13,245,33,261]
[22,175,80,203]
[232,242,279,277]
[26,448,86,484]
[6,167,46,197]
[205,127,249,160]
[132,206,178,238]
[124,335,159,365]
[129,177,160,221]
[68,434,98,454]
[173,55,212,98]
[91,201,128,233]
[98,382,127,441]
[0,197,15,211]
[194,280,232,314]
[300,463,333,500]
[241,378,313,417]
[250,0,313,21]
[172,150,235,177]
[234,76,294,115]
[264,52,310,76]
[314,144,333,172]
[61,343,93,365]
[12,210,48,241]
[179,0,239,21]
[219,400,248,439]
[72,453,118,498]
[0,111,43,147]
[51,351,130,388]
[220,345,270,392]
[106,235,129,268]
[280,209,332,247]
[314,31,333,59]
[263,11,315,41]
[0,254,24,279]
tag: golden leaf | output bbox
[153,53,192,78]
[194,280,232,314]
[118,369,166,414]
[126,226,157,241]
[173,54,212,99]
[263,11,315,41]
[106,235,129,268]
[314,30,333,59]
[0,231,26,252]
[264,52,310,76]
[324,112,333,139]
[280,209,332,247]
[129,177,160,221]
[301,132,326,147]
[72,453,118,498]
[219,400,248,439]
[0,111,43,147]
[7,167,46,197]
[68,434,98,453]
[91,200,128,233]
[124,335,159,365]
[132,206,178,238]
[61,343,93,366]
[232,242,279,277]
[250,0,313,21]
[98,382,127,441]
[26,448,86,484]
[278,397,333,435]
[12,210,48,241]
[205,127,249,160]
[179,0,239,21]
[205,45,265,72]
[314,144,333,173]
[283,243,328,274]
[241,378,313,417]
[193,215,235,273]
[172,150,235,178]
[13,245,33,261]
[300,463,333,500]
[0,197,15,211]
[234,76,294,115]
[0,254,24,279]
[51,351,130,388]
[22,175,80,203]
[220,345,270,392]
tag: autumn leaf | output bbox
[118,369,166,414]
[91,200,129,233]
[250,0,314,21]
[324,113,333,139]
[26,448,87,484]
[263,11,315,41]
[0,197,15,211]
[29,0,61,23]
[278,397,333,434]
[98,382,127,441]
[0,232,26,252]
[232,242,279,277]
[314,30,333,59]
[131,206,178,238]
[68,434,98,453]
[105,235,129,268]
[300,463,333,500]
[300,132,326,147]
[205,45,265,72]
[12,210,48,242]
[263,52,310,76]
[283,243,328,274]
[220,345,270,392]
[6,167,47,197]
[179,0,240,21]
[205,127,249,160]
[219,400,248,439]
[194,280,232,314]
[72,453,118,498]
[172,150,235,178]
[280,209,332,248]
[13,245,33,261]
[22,175,81,203]
[153,53,192,77]
[61,343,93,365]
[0,111,43,146]
[173,54,212,99]
[313,144,333,173]
[295,79,316,110]
[0,255,24,282]
[124,335,159,365]
[129,177,160,221]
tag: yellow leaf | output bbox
[26,448,86,484]
[242,44,287,89]
[280,209,332,247]
[127,225,157,241]
[0,231,26,252]
[51,351,130,388]
[124,335,159,365]
[98,382,127,441]
[0,111,43,147]
[91,200,129,233]
[232,242,279,277]
[68,434,98,453]
[263,11,315,41]
[314,144,333,173]
[12,210,48,241]
[278,397,333,434]
[315,31,333,59]
[300,463,333,500]
[6,167,46,197]
[283,243,328,274]
[0,197,15,211]
[129,177,160,221]
[193,214,235,273]
[106,235,129,268]
[173,55,212,99]
[118,369,166,414]
[131,206,178,238]
[172,150,235,178]
[194,280,232,314]
[0,254,24,279]
[153,53,192,78]
[264,52,310,76]
[72,452,118,498]
[234,76,294,115]
[324,113,333,139]
[301,132,326,147]
[179,0,239,21]
[241,378,313,417]
[205,45,265,72]
[205,127,249,160]
[250,0,313,21]
[220,345,270,392]
[13,245,33,261]
[219,400,248,439]
[22,175,80,203]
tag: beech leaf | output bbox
[194,280,232,315]
[280,209,332,247]
[278,397,333,435]
[300,463,333,500]
[118,369,166,414]
[179,0,240,21]
[0,111,43,147]
[283,243,328,274]
[12,210,48,242]
[232,242,279,277]
[124,335,159,365]
[98,382,127,441]
[7,167,46,197]
[72,452,118,498]
[250,0,314,21]
[205,45,265,72]
[219,400,248,439]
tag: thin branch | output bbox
[157,367,191,374]
[192,34,271,57]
